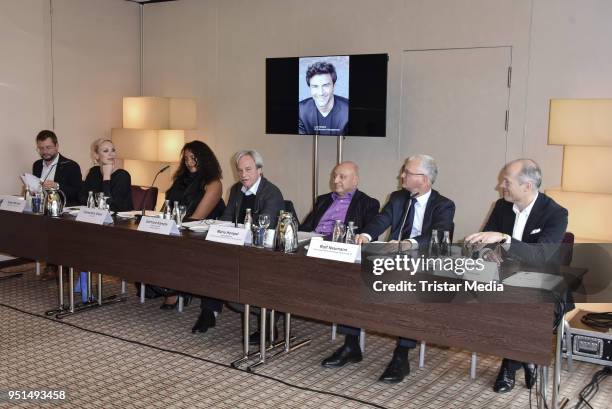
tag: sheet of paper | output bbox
[21,173,42,192]
[502,271,564,290]
[297,231,324,244]
[182,219,235,228]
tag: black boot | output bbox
[493,360,517,393]
[321,335,362,368]
[379,346,410,383]
[192,308,216,333]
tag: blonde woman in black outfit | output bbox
[76,139,133,302]
[79,138,133,212]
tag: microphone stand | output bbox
[396,192,418,254]
[140,165,169,218]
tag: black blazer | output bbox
[79,167,134,212]
[483,193,568,266]
[362,189,455,249]
[32,154,82,206]
[220,177,285,229]
[300,189,380,234]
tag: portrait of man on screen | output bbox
[298,57,349,136]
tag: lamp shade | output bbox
[111,128,158,162]
[158,130,185,162]
[546,189,612,241]
[549,99,612,146]
[562,146,612,194]
[123,97,196,130]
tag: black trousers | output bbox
[338,324,417,348]
[199,297,223,312]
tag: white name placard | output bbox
[0,196,26,213]
[307,239,360,263]
[206,225,247,246]
[137,216,179,235]
[462,260,499,283]
[76,208,113,225]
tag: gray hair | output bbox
[234,149,264,169]
[407,154,438,185]
[507,158,542,190]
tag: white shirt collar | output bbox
[43,154,60,169]
[241,176,262,196]
[414,189,432,207]
[512,192,538,216]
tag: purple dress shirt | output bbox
[315,190,355,235]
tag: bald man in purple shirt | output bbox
[300,161,380,237]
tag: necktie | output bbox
[400,197,417,239]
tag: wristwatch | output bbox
[502,233,511,243]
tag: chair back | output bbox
[560,232,574,266]
[131,185,158,211]
[284,200,298,222]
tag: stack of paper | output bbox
[21,173,41,192]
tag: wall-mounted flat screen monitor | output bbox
[266,53,388,137]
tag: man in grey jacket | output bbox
[220,149,284,228]
[193,150,285,336]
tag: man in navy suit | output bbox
[466,158,568,393]
[32,130,82,206]
[300,161,379,236]
[32,130,82,279]
[321,154,455,384]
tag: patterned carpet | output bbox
[0,263,610,409]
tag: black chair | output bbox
[284,200,298,221]
[560,232,575,266]
[131,185,158,211]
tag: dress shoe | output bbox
[523,363,537,389]
[248,325,279,345]
[192,308,216,333]
[379,354,410,383]
[321,344,363,368]
[493,365,516,393]
[160,296,178,310]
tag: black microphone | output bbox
[397,191,419,253]
[140,165,170,216]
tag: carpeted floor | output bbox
[0,263,610,408]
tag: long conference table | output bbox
[1,209,561,400]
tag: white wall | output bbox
[0,0,52,195]
[0,0,140,195]
[524,0,612,187]
[142,0,612,237]
[3,0,611,240]
[143,0,532,230]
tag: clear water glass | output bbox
[258,214,270,229]
[332,221,346,242]
[177,204,187,227]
